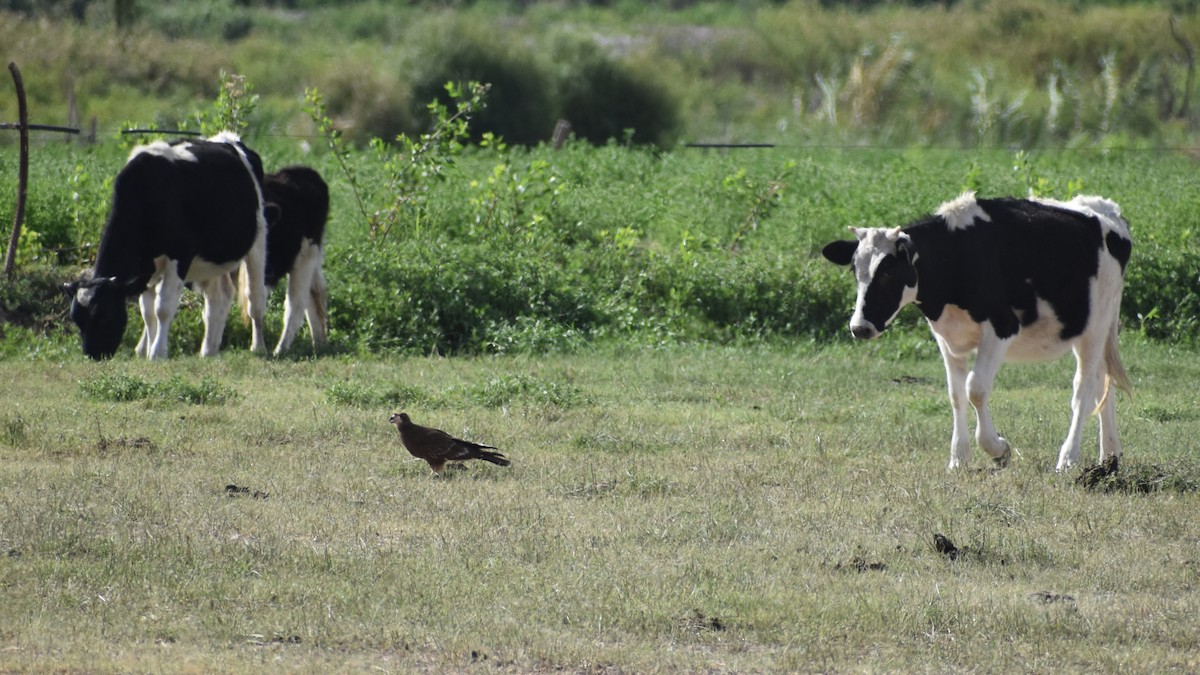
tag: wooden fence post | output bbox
[4,62,30,280]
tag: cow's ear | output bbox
[264,203,282,227]
[895,234,917,265]
[61,281,80,298]
[822,239,858,266]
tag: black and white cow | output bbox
[64,132,268,360]
[258,165,330,354]
[821,191,1133,472]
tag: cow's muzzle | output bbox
[850,323,879,340]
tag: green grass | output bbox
[2,340,1199,671]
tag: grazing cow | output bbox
[258,166,330,354]
[821,191,1133,472]
[64,132,268,360]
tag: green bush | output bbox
[558,46,681,147]
[407,33,556,145]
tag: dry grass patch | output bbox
[1,342,1199,672]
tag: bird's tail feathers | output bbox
[477,450,510,467]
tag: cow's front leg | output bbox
[198,274,235,357]
[936,335,973,470]
[149,274,184,361]
[967,325,1013,467]
[136,288,157,359]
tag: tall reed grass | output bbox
[1,1,1196,147]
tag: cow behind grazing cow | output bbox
[258,165,330,355]
[821,191,1133,472]
[63,132,269,360]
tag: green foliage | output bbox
[305,87,371,226]
[147,1,254,41]
[5,1,1197,149]
[370,82,489,240]
[192,70,258,136]
[557,43,682,147]
[723,159,796,251]
[4,126,1200,360]
[0,264,73,332]
[408,35,555,145]
[467,153,568,244]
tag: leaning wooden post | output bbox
[4,62,30,280]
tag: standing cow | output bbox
[258,166,330,355]
[821,191,1133,472]
[64,132,269,360]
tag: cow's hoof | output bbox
[992,440,1012,469]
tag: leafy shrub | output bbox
[407,32,556,145]
[558,45,681,147]
[1123,244,1200,345]
[0,265,72,333]
[312,59,414,144]
[147,1,254,41]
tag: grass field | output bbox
[2,339,1199,672]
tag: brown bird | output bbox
[389,412,510,476]
[933,533,961,560]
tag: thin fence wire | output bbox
[3,127,1197,154]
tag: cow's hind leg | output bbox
[1097,320,1127,463]
[238,225,269,355]
[306,266,329,348]
[966,326,1013,467]
[1056,337,1106,472]
[273,240,322,355]
[198,273,235,357]
[936,335,973,470]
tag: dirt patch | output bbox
[1075,455,1119,490]
[891,375,934,385]
[225,484,269,500]
[97,435,156,453]
[1028,590,1075,606]
[1076,457,1200,494]
[834,555,887,573]
[680,609,727,633]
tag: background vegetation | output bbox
[2,0,1200,147]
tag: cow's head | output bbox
[62,275,140,360]
[821,226,918,339]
